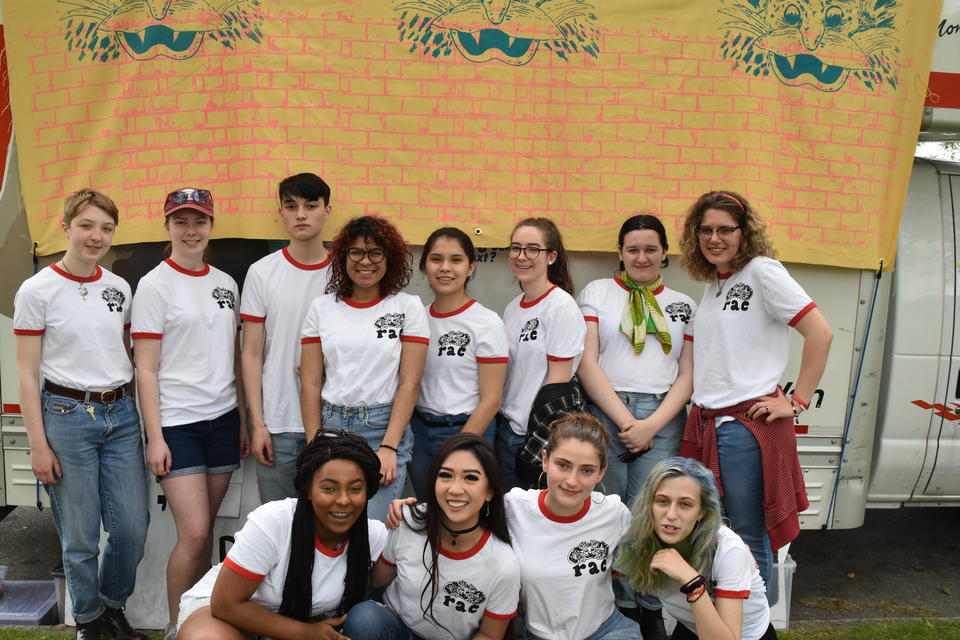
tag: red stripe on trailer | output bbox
[925,72,960,109]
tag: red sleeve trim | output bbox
[400,335,429,344]
[240,314,266,323]
[477,357,509,364]
[546,355,574,361]
[13,329,44,336]
[223,557,265,582]
[583,315,599,323]
[715,589,751,599]
[380,557,396,568]
[788,301,817,327]
[301,337,321,344]
[131,332,163,340]
[684,334,694,342]
[484,609,518,620]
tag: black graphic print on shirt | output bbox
[567,540,610,577]
[519,318,539,342]
[375,313,405,339]
[722,283,753,312]
[438,330,471,357]
[212,287,236,310]
[664,301,691,323]
[101,287,125,312]
[442,579,487,614]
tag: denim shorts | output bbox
[162,407,241,479]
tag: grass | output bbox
[0,620,958,639]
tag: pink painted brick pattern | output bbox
[19,7,917,266]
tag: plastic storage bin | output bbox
[0,580,58,626]
[769,552,797,630]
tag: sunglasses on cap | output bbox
[166,188,212,208]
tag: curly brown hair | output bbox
[679,190,777,282]
[326,216,412,300]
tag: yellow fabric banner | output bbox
[4,0,942,267]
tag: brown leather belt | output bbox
[44,380,126,404]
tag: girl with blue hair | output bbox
[617,457,777,640]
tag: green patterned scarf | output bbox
[619,272,672,355]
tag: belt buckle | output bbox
[100,389,118,404]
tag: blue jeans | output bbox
[590,392,684,610]
[495,415,529,491]
[41,390,149,624]
[409,410,496,498]
[255,432,307,503]
[322,400,412,521]
[717,419,772,591]
[524,608,641,640]
[341,601,413,640]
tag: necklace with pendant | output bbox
[441,520,480,546]
[60,261,92,299]
[715,272,733,298]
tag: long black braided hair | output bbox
[278,430,381,621]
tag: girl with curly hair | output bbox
[617,457,777,640]
[300,216,429,521]
[346,433,520,640]
[177,430,387,640]
[677,191,832,594]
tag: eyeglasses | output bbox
[507,245,550,260]
[165,188,212,208]
[696,225,741,238]
[346,248,386,264]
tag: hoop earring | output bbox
[538,471,546,490]
[591,482,608,504]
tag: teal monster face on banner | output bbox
[60,0,263,62]
[395,0,599,65]
[719,0,899,92]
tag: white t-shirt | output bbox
[382,505,520,640]
[240,248,332,434]
[504,488,630,640]
[130,259,240,426]
[181,499,388,618]
[655,526,770,640]
[417,299,509,416]
[300,292,429,407]
[577,278,695,394]
[501,287,586,434]
[692,257,815,408]
[14,264,133,390]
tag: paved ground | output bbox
[2,504,958,626]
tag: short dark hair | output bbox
[278,173,331,206]
[618,214,669,271]
[326,216,411,300]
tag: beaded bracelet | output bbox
[680,574,706,594]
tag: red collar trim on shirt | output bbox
[519,285,557,309]
[50,263,102,283]
[282,246,332,271]
[164,258,210,277]
[343,295,385,308]
[440,528,491,560]
[430,299,477,318]
[614,277,664,295]
[717,272,732,279]
[315,535,348,558]
[538,489,591,523]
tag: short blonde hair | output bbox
[679,190,776,281]
[63,189,119,226]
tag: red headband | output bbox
[719,192,745,212]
